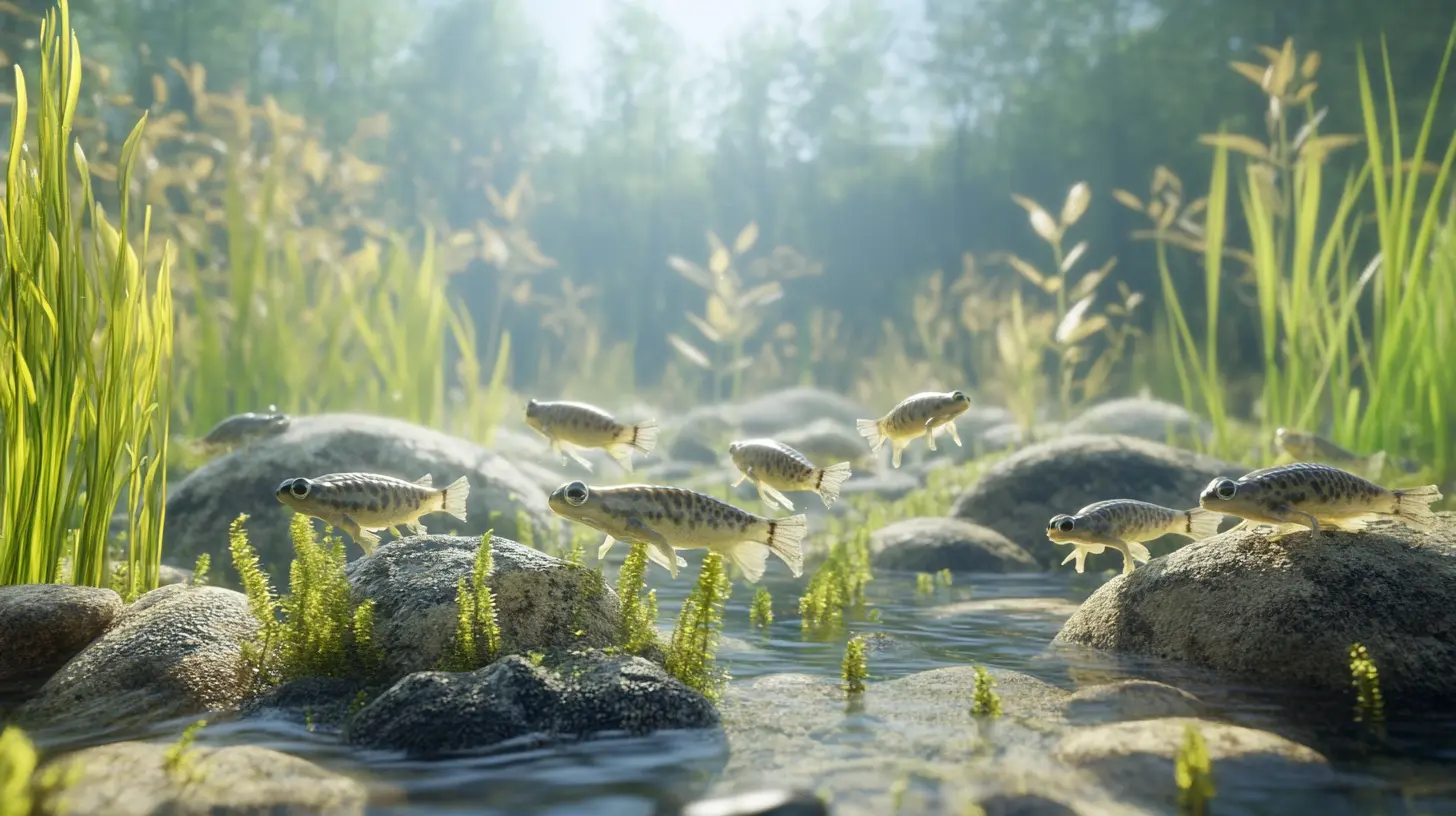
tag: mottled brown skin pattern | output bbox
[1276,428,1362,463]
[198,413,290,448]
[1201,462,1395,534]
[585,485,769,543]
[1054,500,1187,541]
[881,392,969,438]
[730,440,818,489]
[525,399,632,446]
[277,473,440,530]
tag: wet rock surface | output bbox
[1061,397,1210,448]
[0,585,122,696]
[950,434,1240,567]
[163,413,554,580]
[1054,717,1336,813]
[680,789,829,816]
[1059,680,1208,725]
[347,534,623,680]
[36,740,367,816]
[13,584,259,736]
[869,516,1039,573]
[345,650,720,757]
[1053,517,1456,710]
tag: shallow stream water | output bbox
[55,567,1456,815]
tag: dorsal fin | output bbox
[414,474,434,487]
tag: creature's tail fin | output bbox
[441,475,471,522]
[1392,484,1442,530]
[813,462,854,507]
[760,514,808,577]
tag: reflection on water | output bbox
[42,568,1456,815]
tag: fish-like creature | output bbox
[547,481,806,582]
[1046,500,1224,576]
[194,410,290,454]
[276,472,470,554]
[1199,462,1441,539]
[727,438,853,512]
[1274,427,1388,478]
[856,390,972,469]
[524,399,659,473]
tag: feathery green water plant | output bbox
[798,527,874,637]
[748,586,773,628]
[841,634,869,695]
[189,553,210,586]
[969,666,1001,719]
[162,719,207,783]
[0,726,36,816]
[1349,642,1386,734]
[915,573,935,596]
[0,0,173,592]
[228,513,382,688]
[1127,28,1456,480]
[615,541,658,656]
[664,551,731,700]
[441,532,502,672]
[1175,723,1214,816]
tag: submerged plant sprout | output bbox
[2,0,1454,813]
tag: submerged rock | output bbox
[1060,680,1207,725]
[13,584,258,735]
[775,418,874,467]
[1061,397,1210,448]
[1053,518,1456,710]
[680,789,829,816]
[0,585,122,697]
[345,650,719,757]
[36,741,366,816]
[950,434,1239,568]
[240,676,369,729]
[869,516,1039,573]
[163,413,554,581]
[347,534,623,680]
[1054,718,1334,812]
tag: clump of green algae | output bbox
[440,532,503,671]
[970,666,1001,719]
[842,634,869,695]
[1175,723,1214,815]
[664,551,732,700]
[748,587,773,628]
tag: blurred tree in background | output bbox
[6,0,1450,397]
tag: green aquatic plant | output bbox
[798,527,874,637]
[664,551,731,701]
[915,573,935,596]
[936,568,953,587]
[615,542,659,656]
[1175,723,1215,816]
[1349,642,1386,732]
[162,719,207,783]
[1126,29,1456,479]
[0,0,173,593]
[970,666,1002,719]
[190,553,211,586]
[0,726,37,816]
[228,513,383,687]
[748,586,773,628]
[441,532,502,671]
[842,634,869,695]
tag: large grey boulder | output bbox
[345,534,623,680]
[36,741,367,816]
[13,584,258,735]
[950,434,1239,567]
[1053,517,1456,711]
[163,413,554,582]
[869,516,1039,573]
[345,650,719,757]
[0,585,122,696]
[1061,397,1210,448]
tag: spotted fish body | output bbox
[1275,427,1387,478]
[276,472,470,555]
[727,438,853,512]
[524,399,659,473]
[1199,462,1442,539]
[1046,499,1223,576]
[856,391,971,468]
[196,411,290,453]
[547,481,806,583]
